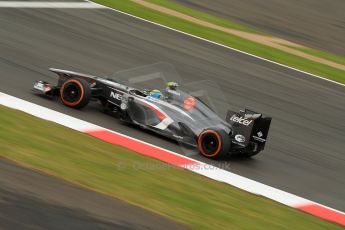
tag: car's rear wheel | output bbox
[197,129,230,159]
[60,78,91,109]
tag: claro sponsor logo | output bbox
[229,114,253,126]
[110,91,122,100]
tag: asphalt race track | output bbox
[0,158,190,230]
[0,1,344,214]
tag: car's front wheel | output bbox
[60,78,91,109]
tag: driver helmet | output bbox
[150,89,162,99]
[166,82,179,90]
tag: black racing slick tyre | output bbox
[197,129,230,159]
[60,78,91,109]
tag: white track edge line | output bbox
[1,92,344,216]
[87,0,345,87]
[0,1,105,8]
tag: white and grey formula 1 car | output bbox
[33,68,272,159]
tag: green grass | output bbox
[296,47,345,66]
[151,0,345,66]
[91,0,345,84]
[146,0,259,33]
[0,106,343,229]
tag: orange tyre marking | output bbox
[197,130,222,157]
[60,79,84,107]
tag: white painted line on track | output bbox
[0,91,344,226]
[87,0,345,87]
[0,1,105,8]
[2,0,342,87]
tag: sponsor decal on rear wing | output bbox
[226,109,271,147]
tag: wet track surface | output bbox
[0,159,190,230]
[0,3,344,214]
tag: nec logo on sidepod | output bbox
[229,114,253,126]
[110,91,122,100]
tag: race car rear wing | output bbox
[226,109,272,150]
